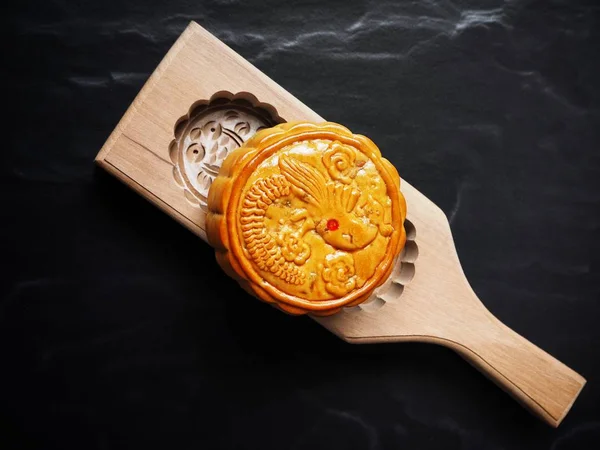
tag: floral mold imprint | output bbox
[207,122,408,315]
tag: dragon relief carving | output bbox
[241,175,306,285]
[240,141,395,298]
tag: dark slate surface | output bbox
[2,0,600,449]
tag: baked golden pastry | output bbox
[207,122,407,315]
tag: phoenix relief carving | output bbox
[240,141,395,299]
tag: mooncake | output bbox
[207,122,407,315]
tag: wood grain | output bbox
[95,21,324,237]
[315,189,586,427]
[95,21,586,427]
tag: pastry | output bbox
[207,122,407,315]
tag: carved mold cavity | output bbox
[347,218,418,312]
[170,92,285,211]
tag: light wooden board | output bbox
[96,21,585,427]
[96,22,324,240]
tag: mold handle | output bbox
[442,305,586,427]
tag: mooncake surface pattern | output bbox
[207,122,407,315]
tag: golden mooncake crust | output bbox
[207,122,407,315]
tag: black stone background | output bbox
[2,1,600,449]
